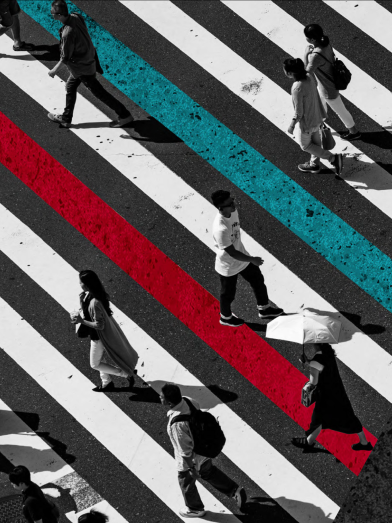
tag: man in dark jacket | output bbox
[47,0,134,129]
[9,465,59,523]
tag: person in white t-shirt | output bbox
[211,190,283,327]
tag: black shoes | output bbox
[233,486,247,511]
[93,381,115,392]
[331,153,344,175]
[258,306,284,319]
[291,436,315,450]
[352,442,373,451]
[220,314,245,327]
[341,131,361,141]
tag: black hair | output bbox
[51,0,69,16]
[211,190,231,209]
[316,343,336,357]
[9,466,31,486]
[78,510,109,523]
[79,270,113,316]
[161,383,182,406]
[283,58,308,81]
[304,24,330,48]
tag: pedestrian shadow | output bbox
[120,116,183,143]
[147,382,238,409]
[128,385,161,403]
[36,432,76,464]
[72,121,136,130]
[30,44,60,61]
[244,322,267,334]
[41,482,77,523]
[0,52,35,61]
[358,130,392,149]
[339,311,385,336]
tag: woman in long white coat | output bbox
[71,270,138,392]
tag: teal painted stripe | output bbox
[21,1,392,310]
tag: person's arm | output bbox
[287,85,303,134]
[172,422,200,478]
[48,29,74,77]
[309,366,320,386]
[72,300,105,330]
[305,52,322,75]
[303,44,314,67]
[224,244,263,266]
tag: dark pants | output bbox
[219,262,269,317]
[63,73,130,123]
[178,459,237,511]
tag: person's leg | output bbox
[219,273,238,318]
[199,460,238,498]
[307,424,322,445]
[10,13,21,46]
[303,128,332,163]
[357,430,368,445]
[178,470,204,512]
[62,75,81,123]
[81,74,131,119]
[326,95,358,134]
[90,339,112,386]
[0,1,14,37]
[239,263,269,307]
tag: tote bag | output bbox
[321,124,336,150]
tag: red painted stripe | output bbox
[0,111,376,474]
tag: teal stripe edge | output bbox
[21,1,392,311]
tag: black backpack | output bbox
[313,51,352,91]
[171,397,226,458]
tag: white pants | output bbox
[90,339,127,386]
[319,92,355,129]
[295,125,332,164]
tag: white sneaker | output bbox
[178,507,206,518]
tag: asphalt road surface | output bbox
[1,1,392,522]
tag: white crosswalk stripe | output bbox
[1,2,392,521]
[222,0,392,130]
[0,398,127,523]
[0,296,240,522]
[0,36,391,405]
[119,1,392,228]
[0,204,339,523]
[323,1,392,56]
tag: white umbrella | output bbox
[266,308,342,344]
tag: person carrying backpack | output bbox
[160,383,247,518]
[303,24,360,142]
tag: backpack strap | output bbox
[312,51,334,65]
[170,397,197,426]
[170,413,191,426]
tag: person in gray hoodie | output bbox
[284,58,343,176]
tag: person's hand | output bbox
[48,69,56,78]
[305,44,314,55]
[251,256,263,266]
[70,313,82,324]
[189,467,200,479]
[287,123,295,135]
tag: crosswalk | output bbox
[1,1,392,521]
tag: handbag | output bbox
[321,124,336,150]
[301,381,318,407]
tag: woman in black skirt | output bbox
[292,343,373,451]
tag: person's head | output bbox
[79,270,113,316]
[78,510,109,523]
[211,190,236,217]
[283,58,307,81]
[9,466,31,491]
[51,0,69,23]
[304,24,330,48]
[160,383,182,409]
[302,343,335,363]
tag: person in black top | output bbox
[292,343,373,452]
[9,466,59,523]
